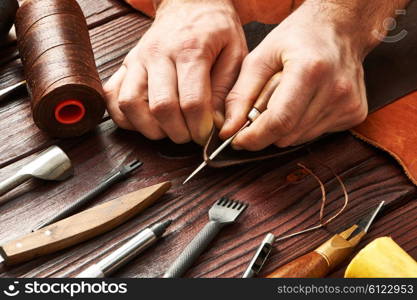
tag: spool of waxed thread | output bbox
[15,0,105,137]
[0,0,18,37]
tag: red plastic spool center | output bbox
[54,100,85,124]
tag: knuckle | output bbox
[225,90,243,105]
[238,137,261,151]
[176,38,210,62]
[149,95,176,116]
[302,57,330,79]
[103,86,114,101]
[118,97,135,112]
[112,116,130,130]
[270,114,296,136]
[212,84,231,101]
[173,135,192,145]
[147,131,166,141]
[143,41,164,57]
[275,139,293,148]
[181,100,201,115]
[180,94,203,114]
[274,133,298,148]
[332,78,353,99]
[346,98,368,125]
[243,53,274,75]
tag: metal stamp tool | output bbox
[0,145,73,203]
[242,233,275,278]
[76,220,172,278]
[164,197,248,278]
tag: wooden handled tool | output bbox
[183,73,282,184]
[0,181,171,265]
[266,201,385,278]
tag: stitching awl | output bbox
[183,73,282,184]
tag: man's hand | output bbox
[105,0,247,145]
[220,0,409,150]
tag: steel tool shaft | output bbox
[183,73,281,184]
[33,160,142,231]
[0,80,26,102]
[76,220,172,278]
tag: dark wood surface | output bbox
[0,0,415,278]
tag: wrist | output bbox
[155,0,238,17]
[231,0,304,25]
[309,0,410,58]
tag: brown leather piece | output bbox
[352,91,417,186]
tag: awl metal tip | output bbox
[182,161,207,184]
[120,159,143,175]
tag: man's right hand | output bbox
[105,0,247,145]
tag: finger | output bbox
[232,63,318,151]
[176,50,213,145]
[220,46,280,139]
[210,43,246,128]
[147,57,191,144]
[103,65,134,130]
[118,62,166,140]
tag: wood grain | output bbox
[0,181,170,265]
[0,0,415,278]
[266,252,329,278]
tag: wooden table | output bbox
[0,0,415,278]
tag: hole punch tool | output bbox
[164,197,248,278]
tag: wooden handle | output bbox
[253,73,282,113]
[266,251,330,278]
[0,181,171,265]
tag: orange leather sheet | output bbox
[352,91,417,185]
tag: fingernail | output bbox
[196,114,213,145]
[231,138,243,150]
[214,111,225,128]
[232,144,243,151]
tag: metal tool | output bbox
[163,197,247,278]
[76,220,172,278]
[0,80,26,102]
[0,181,171,266]
[0,145,73,203]
[242,233,275,278]
[183,73,281,184]
[266,201,385,278]
[33,159,142,231]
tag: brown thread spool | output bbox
[15,0,105,137]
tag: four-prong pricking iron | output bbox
[164,197,248,278]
